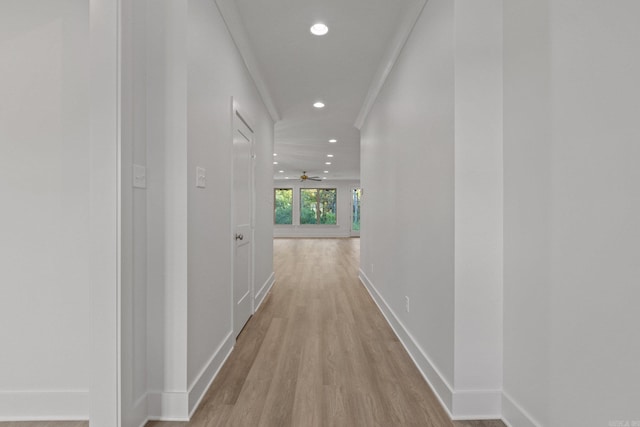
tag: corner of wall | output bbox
[187,332,235,416]
[501,391,541,427]
[255,272,275,311]
[358,270,455,417]
[146,392,189,422]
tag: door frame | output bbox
[230,98,256,336]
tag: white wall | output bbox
[0,0,91,419]
[360,0,456,410]
[503,1,640,426]
[142,0,275,421]
[453,0,503,417]
[360,0,503,418]
[145,0,190,419]
[273,179,359,238]
[186,0,274,415]
[121,0,149,424]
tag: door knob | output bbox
[235,233,244,241]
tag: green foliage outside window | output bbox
[274,188,293,224]
[300,188,337,225]
[352,188,361,231]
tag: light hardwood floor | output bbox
[1,239,504,427]
[148,238,504,427]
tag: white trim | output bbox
[451,389,502,420]
[187,331,235,416]
[90,0,122,425]
[215,0,280,122]
[146,392,189,421]
[354,0,428,130]
[0,391,89,421]
[358,270,454,417]
[502,391,542,427]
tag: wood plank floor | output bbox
[149,238,504,427]
[0,239,504,427]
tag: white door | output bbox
[232,107,254,337]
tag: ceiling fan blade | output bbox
[308,177,322,181]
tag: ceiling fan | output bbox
[300,171,321,182]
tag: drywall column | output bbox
[120,0,149,425]
[0,0,94,420]
[503,1,640,425]
[452,0,503,418]
[146,0,190,418]
[90,0,121,424]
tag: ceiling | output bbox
[217,0,426,181]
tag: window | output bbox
[352,188,361,231]
[274,188,293,224]
[300,188,337,224]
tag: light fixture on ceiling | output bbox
[322,177,327,180]
[279,170,284,173]
[273,153,277,156]
[273,161,278,165]
[325,162,332,165]
[324,170,329,173]
[313,101,325,109]
[310,23,329,36]
[328,139,337,143]
[327,154,334,158]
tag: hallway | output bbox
[147,239,503,427]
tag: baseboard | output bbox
[452,389,502,420]
[187,331,235,416]
[255,271,275,311]
[502,391,541,427]
[147,391,189,421]
[0,390,89,421]
[358,270,455,416]
[273,228,350,238]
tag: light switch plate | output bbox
[196,167,206,188]
[133,164,146,189]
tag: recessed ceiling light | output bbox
[310,23,329,36]
[313,101,325,109]
[329,139,337,143]
[327,154,334,158]
[273,161,278,165]
[279,170,284,173]
[323,177,327,180]
[324,170,329,173]
[285,177,289,179]
[325,162,331,165]
[273,153,277,156]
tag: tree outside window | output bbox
[274,188,293,224]
[300,188,337,224]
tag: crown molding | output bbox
[215,0,281,123]
[354,0,427,130]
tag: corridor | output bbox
[146,239,504,427]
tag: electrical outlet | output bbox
[405,296,410,313]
